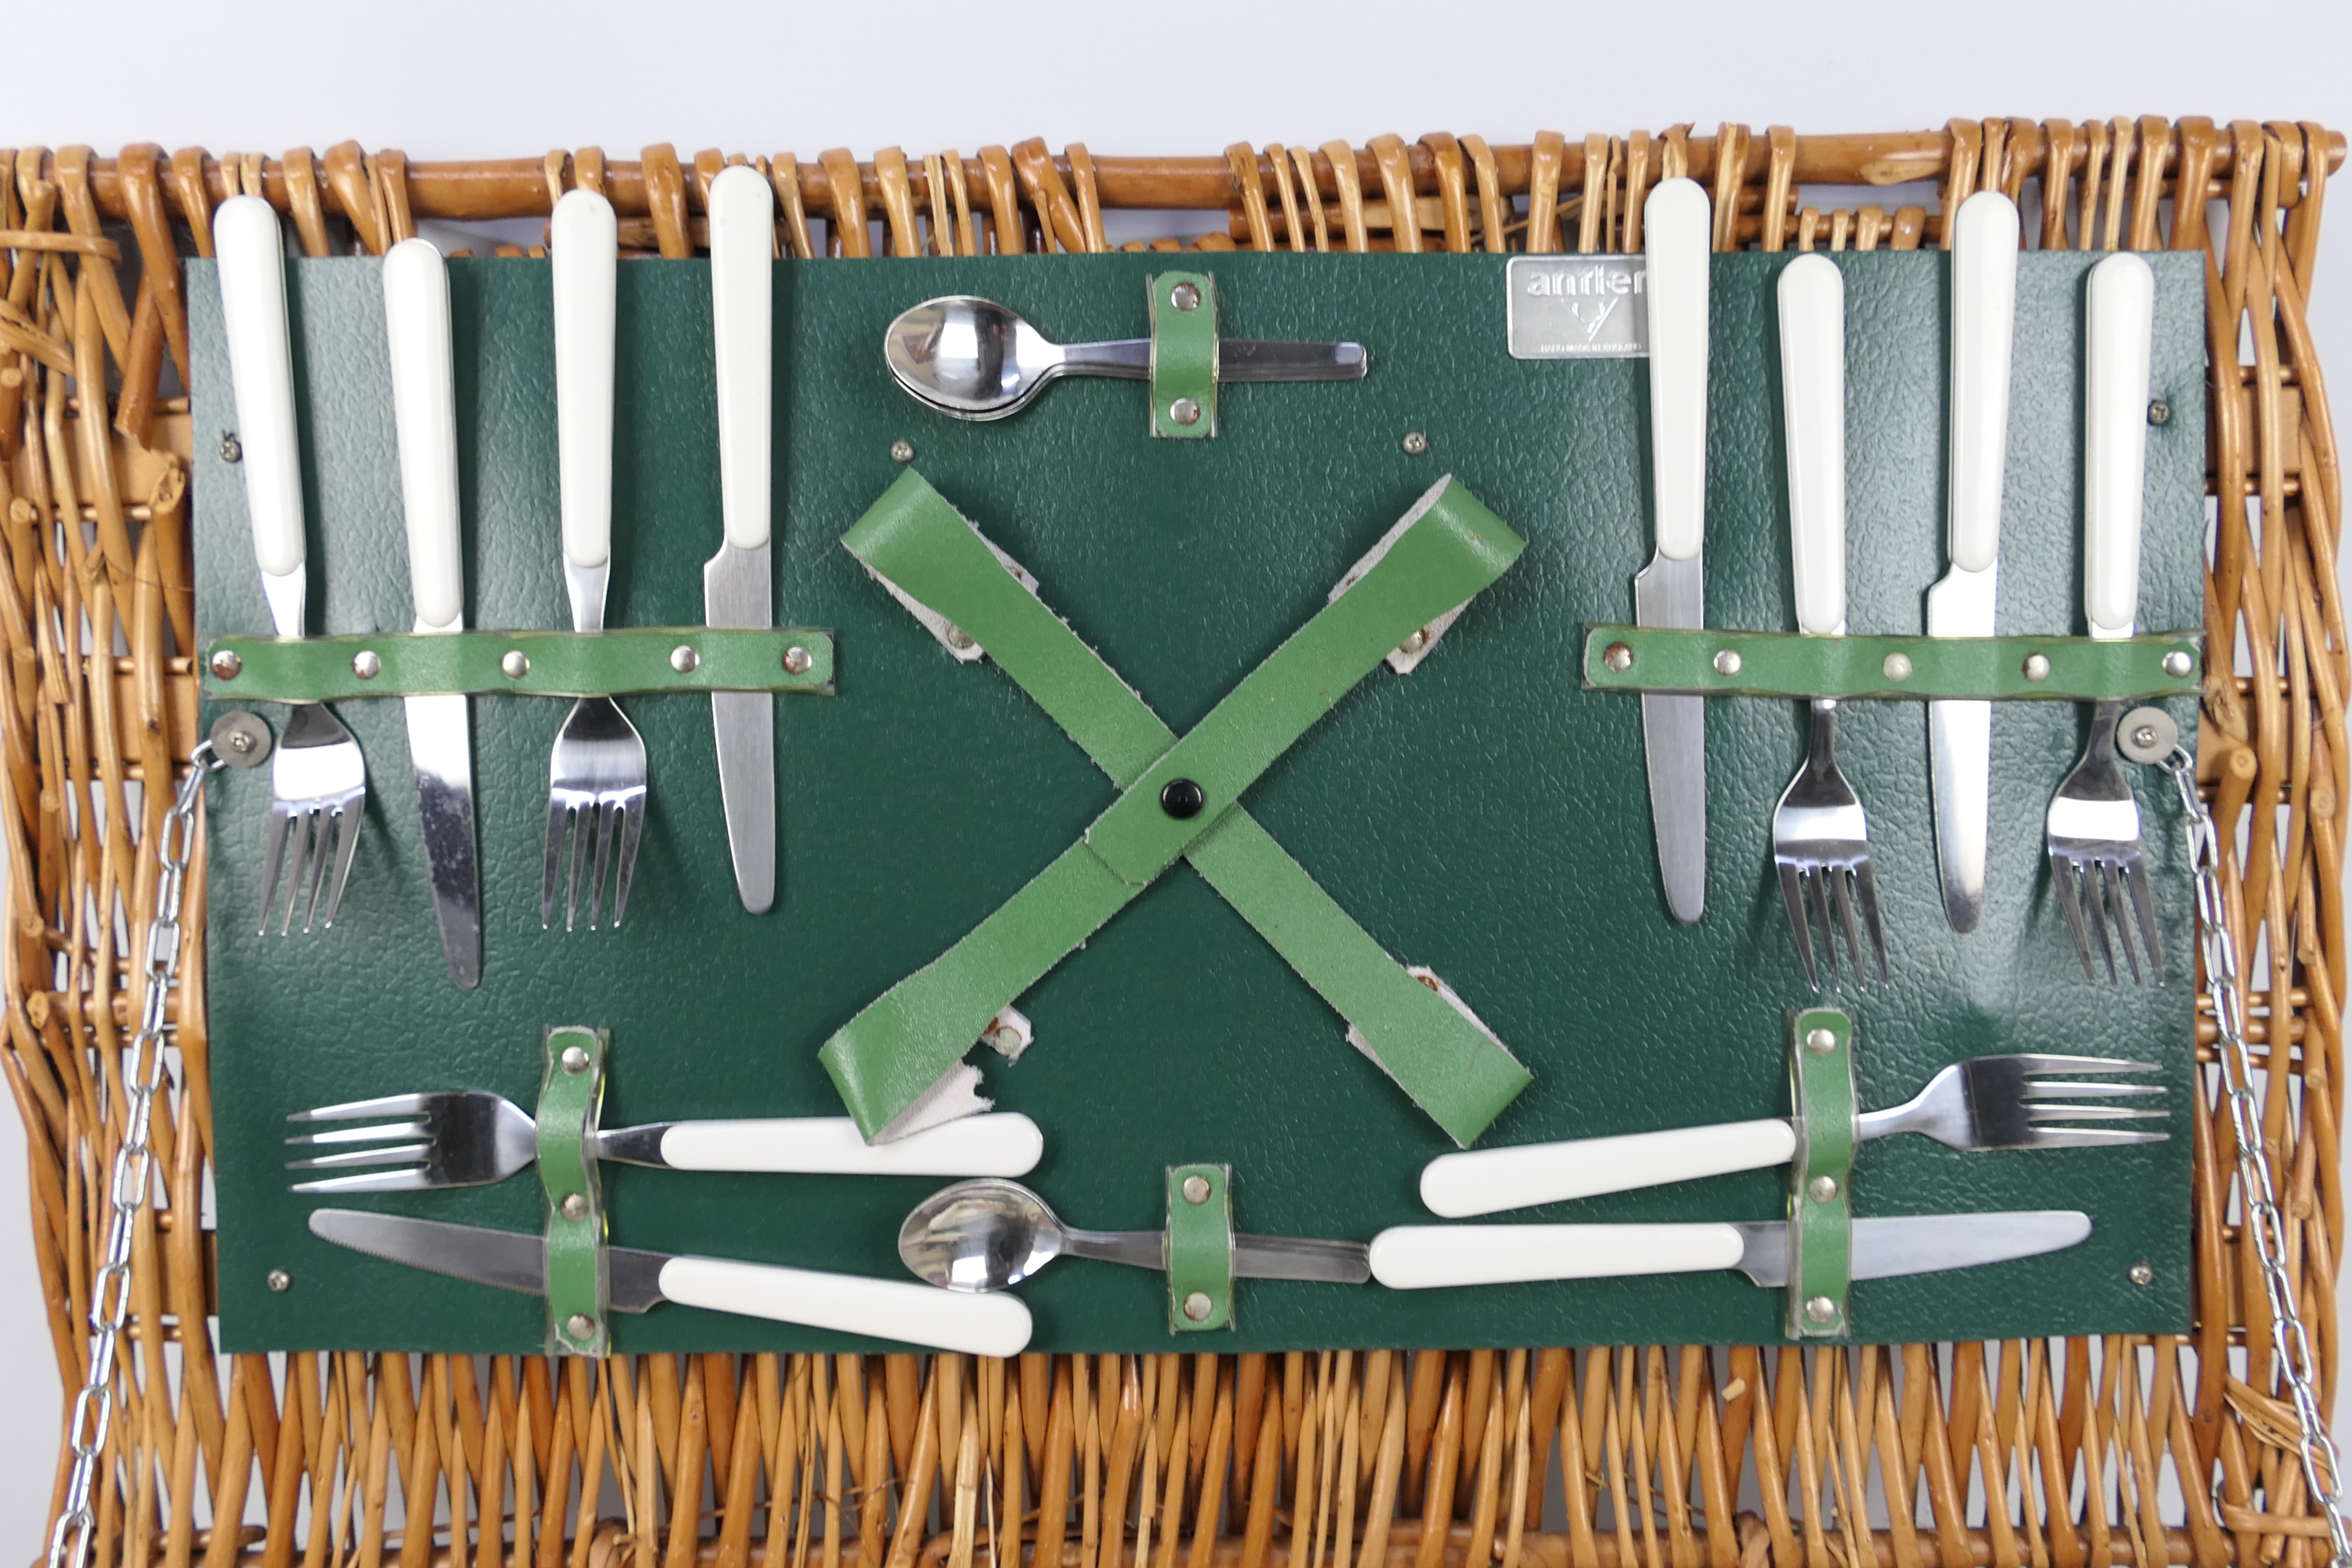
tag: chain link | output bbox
[2161,745,2352,1565]
[46,743,222,1568]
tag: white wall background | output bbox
[4,0,2350,1552]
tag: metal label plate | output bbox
[1507,255,1650,359]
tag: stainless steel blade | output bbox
[1730,1209,2091,1286]
[403,691,480,987]
[705,538,776,913]
[309,1209,675,1313]
[1926,562,1997,932]
[1633,549,1705,923]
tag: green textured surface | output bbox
[1787,1009,1857,1339]
[1149,272,1217,439]
[1166,1165,1235,1332]
[821,472,1530,1143]
[204,626,835,701]
[538,1027,608,1355]
[194,247,2205,1354]
[1582,626,2200,700]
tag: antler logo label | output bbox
[1506,256,1652,359]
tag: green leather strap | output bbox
[538,1025,609,1357]
[1166,1165,1235,1332]
[203,627,836,702]
[822,471,1533,1148]
[1149,272,1217,439]
[1786,1008,1856,1340]
[1581,624,2199,701]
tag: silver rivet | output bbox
[2022,652,2051,682]
[220,434,243,463]
[945,627,976,652]
[1183,1291,1213,1322]
[561,1044,591,1075]
[2148,399,2171,426]
[560,1192,590,1221]
[266,1269,291,1293]
[1602,642,1634,673]
[1170,281,1201,312]
[783,644,814,676]
[502,650,531,679]
[1803,1295,1838,1325]
[2129,1260,2154,1286]
[1805,1026,1838,1056]
[1400,629,1431,656]
[1881,652,1913,681]
[1401,430,1429,456]
[1713,649,1743,676]
[564,1312,596,1341]
[209,648,243,680]
[1808,1175,1840,1203]
[890,439,916,464]
[351,650,382,680]
[2162,650,2194,678]
[670,644,700,674]
[1169,397,1201,427]
[1182,1174,1212,1205]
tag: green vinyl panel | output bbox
[191,247,2206,1354]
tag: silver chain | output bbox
[2161,744,2351,1564]
[45,742,221,1568]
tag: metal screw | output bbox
[1602,642,1634,673]
[946,626,976,652]
[2131,723,2161,751]
[1400,629,1431,656]
[1808,1175,1840,1203]
[209,711,272,767]
[890,439,916,463]
[564,1312,596,1341]
[1713,649,1743,677]
[560,1192,590,1221]
[266,1269,291,1293]
[502,650,531,679]
[782,644,814,676]
[2162,650,2194,678]
[1169,397,1201,427]
[1183,1292,1214,1322]
[220,434,242,463]
[561,1044,591,1075]
[1803,1295,1838,1325]
[209,648,243,680]
[351,650,382,680]
[985,1025,1021,1053]
[1182,1174,1212,1204]
[1400,431,1429,456]
[2129,1260,2154,1286]
[1170,281,1201,312]
[1805,1026,1838,1056]
[228,727,253,753]
[2022,652,2051,682]
[670,644,701,674]
[1881,652,1913,682]
[2148,399,2171,426]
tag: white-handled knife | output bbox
[1926,192,2020,932]
[706,165,777,913]
[1633,177,1712,923]
[383,238,481,987]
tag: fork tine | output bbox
[2020,1080,2168,1099]
[2022,1127,2171,1149]
[569,799,595,932]
[1777,863,1820,991]
[284,1142,433,1172]
[258,804,295,936]
[541,799,570,929]
[2123,857,2164,986]
[282,808,322,935]
[610,797,645,929]
[2076,856,2118,981]
[2008,1054,2161,1074]
[290,1167,442,1196]
[589,798,618,930]
[2026,1104,2171,1122]
[1829,868,1867,988]
[1852,860,1888,983]
[319,805,362,929]
[289,1092,439,1122]
[2049,855,2097,980]
[298,806,337,933]
[2098,859,2141,984]
[287,1121,430,1146]
[1807,870,1843,985]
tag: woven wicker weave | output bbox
[0,118,2339,1567]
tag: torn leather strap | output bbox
[819,469,1534,1148]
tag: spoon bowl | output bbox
[899,1178,1072,1291]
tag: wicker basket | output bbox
[0,117,2340,1567]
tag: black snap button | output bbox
[1160,778,1206,819]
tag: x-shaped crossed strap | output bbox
[820,470,1535,1148]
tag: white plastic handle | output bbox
[2085,252,2156,638]
[551,190,617,571]
[657,1255,1033,1356]
[1369,1224,1747,1289]
[710,165,774,552]
[1778,255,1847,635]
[382,239,465,632]
[1644,178,1711,562]
[215,196,305,580]
[1418,1119,1799,1218]
[659,1112,1043,1175]
[1947,192,2020,573]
